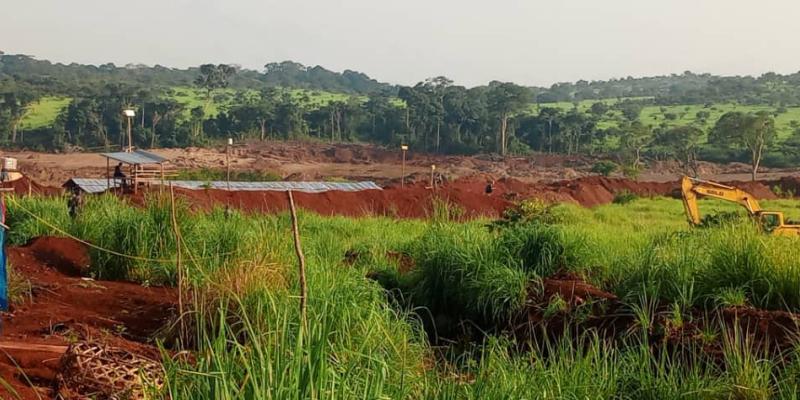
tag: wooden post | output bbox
[169,183,185,343]
[287,190,307,328]
[160,163,165,195]
[226,142,231,191]
[106,157,110,192]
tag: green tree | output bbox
[194,64,237,105]
[0,90,36,143]
[423,76,452,152]
[486,82,529,156]
[615,100,643,121]
[589,102,610,117]
[618,122,652,172]
[709,111,776,180]
[190,106,205,139]
[653,125,702,175]
[145,99,183,148]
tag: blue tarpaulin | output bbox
[0,197,7,311]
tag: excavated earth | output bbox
[0,237,177,400]
[124,175,798,218]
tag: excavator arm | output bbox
[680,176,763,225]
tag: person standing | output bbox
[68,188,84,218]
[485,180,495,195]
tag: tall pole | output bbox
[127,115,133,152]
[401,145,408,188]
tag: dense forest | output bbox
[2,52,800,179]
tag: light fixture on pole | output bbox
[400,144,408,188]
[122,109,136,152]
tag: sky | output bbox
[2,0,800,87]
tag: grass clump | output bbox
[613,190,639,205]
[5,195,71,245]
[410,224,528,327]
[7,264,32,305]
[497,222,588,277]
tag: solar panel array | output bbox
[67,178,382,194]
[100,150,169,165]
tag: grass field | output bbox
[8,193,800,398]
[21,87,361,126]
[19,96,70,130]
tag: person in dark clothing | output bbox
[485,180,495,195]
[113,163,125,179]
[113,162,127,189]
[68,188,83,218]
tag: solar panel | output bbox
[66,179,382,194]
[100,150,168,165]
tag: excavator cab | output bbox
[757,212,783,233]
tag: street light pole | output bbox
[123,109,136,152]
[400,144,408,188]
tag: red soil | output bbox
[132,180,512,219]
[124,175,788,219]
[0,237,177,399]
[541,273,618,306]
[0,176,61,196]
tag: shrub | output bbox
[612,190,638,204]
[490,198,559,230]
[621,165,641,179]
[591,160,618,177]
[698,211,745,228]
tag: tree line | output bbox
[2,56,800,180]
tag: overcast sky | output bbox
[2,0,799,87]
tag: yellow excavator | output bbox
[681,176,800,236]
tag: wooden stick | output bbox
[0,342,67,354]
[287,190,307,328]
[169,183,185,344]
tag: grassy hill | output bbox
[20,87,360,128]
[534,99,800,141]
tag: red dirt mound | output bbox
[133,182,511,219]
[722,306,800,348]
[0,237,177,399]
[768,177,800,197]
[0,176,61,196]
[21,236,90,276]
[123,175,788,219]
[541,273,618,306]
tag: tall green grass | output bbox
[7,194,800,398]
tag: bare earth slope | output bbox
[5,140,798,187]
